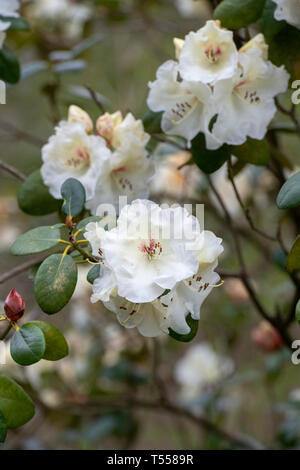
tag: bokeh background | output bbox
[0,0,300,450]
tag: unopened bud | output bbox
[65,215,73,231]
[251,321,283,353]
[4,289,25,322]
[68,105,93,133]
[96,111,122,142]
[239,33,269,60]
[173,38,184,60]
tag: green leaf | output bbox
[61,178,86,218]
[10,225,65,256]
[0,15,30,31]
[213,0,266,30]
[276,172,300,209]
[34,254,78,314]
[260,0,285,39]
[232,138,270,166]
[0,375,35,428]
[286,236,300,272]
[0,46,20,84]
[169,314,199,342]
[10,324,46,366]
[268,25,300,79]
[191,132,230,174]
[296,300,300,325]
[26,321,68,361]
[142,110,162,134]
[0,410,7,443]
[18,170,61,216]
[77,216,103,232]
[87,265,101,284]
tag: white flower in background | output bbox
[212,47,289,146]
[272,0,300,30]
[27,0,92,40]
[147,60,219,149]
[87,113,153,214]
[176,0,207,18]
[178,21,238,84]
[175,343,234,400]
[41,120,110,200]
[85,199,223,337]
[0,0,20,18]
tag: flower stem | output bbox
[0,322,12,341]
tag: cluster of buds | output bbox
[3,288,25,323]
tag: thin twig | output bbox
[85,86,105,114]
[0,119,44,147]
[0,254,48,285]
[0,159,26,182]
[275,98,300,138]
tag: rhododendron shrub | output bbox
[0,0,299,451]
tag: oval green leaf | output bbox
[0,374,35,428]
[0,15,30,31]
[26,321,68,361]
[0,46,20,84]
[286,236,300,273]
[213,0,266,30]
[142,110,162,134]
[169,314,199,343]
[10,324,46,366]
[87,264,101,285]
[232,138,270,166]
[277,172,300,209]
[18,170,61,216]
[34,254,78,314]
[61,178,86,218]
[192,132,230,174]
[10,225,64,256]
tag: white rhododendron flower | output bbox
[147,23,289,149]
[87,113,153,214]
[0,0,20,18]
[272,0,300,30]
[212,47,289,146]
[175,343,234,400]
[41,120,110,200]
[147,60,219,148]
[178,21,238,84]
[85,199,223,337]
[27,0,92,40]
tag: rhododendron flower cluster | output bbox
[147,20,289,149]
[272,0,300,30]
[84,199,223,337]
[41,106,153,214]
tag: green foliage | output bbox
[260,0,286,39]
[0,16,30,31]
[213,0,266,30]
[267,25,300,78]
[286,236,300,272]
[34,254,78,314]
[277,172,300,209]
[10,226,65,256]
[10,324,46,366]
[296,300,300,325]
[142,110,162,134]
[232,138,270,166]
[0,375,35,428]
[26,321,68,361]
[18,170,61,216]
[169,314,199,342]
[61,178,86,218]
[191,133,230,174]
[0,46,20,84]
[87,265,101,284]
[0,410,7,443]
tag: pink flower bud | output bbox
[4,289,25,322]
[251,321,283,353]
